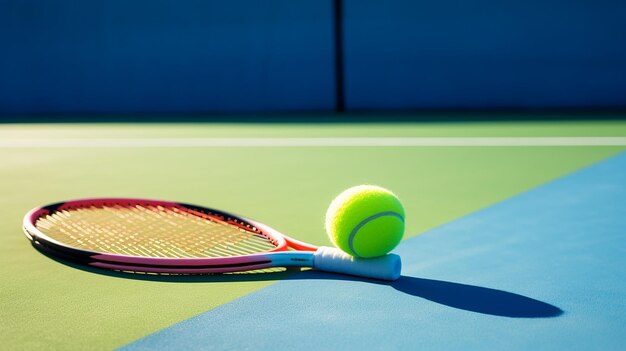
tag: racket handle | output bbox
[313,246,401,281]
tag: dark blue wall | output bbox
[0,1,335,114]
[344,0,626,109]
[1,0,625,114]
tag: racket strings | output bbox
[35,204,277,258]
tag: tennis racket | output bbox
[23,198,401,281]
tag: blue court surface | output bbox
[122,151,626,350]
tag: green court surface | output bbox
[1,119,625,350]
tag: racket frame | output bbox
[23,198,319,274]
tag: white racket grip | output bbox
[313,246,401,281]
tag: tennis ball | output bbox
[325,185,405,258]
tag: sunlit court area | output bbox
[1,1,626,350]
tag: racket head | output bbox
[23,198,312,273]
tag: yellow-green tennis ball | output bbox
[325,185,405,258]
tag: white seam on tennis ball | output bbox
[348,211,404,257]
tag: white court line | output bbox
[0,137,626,148]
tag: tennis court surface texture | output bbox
[1,119,625,350]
